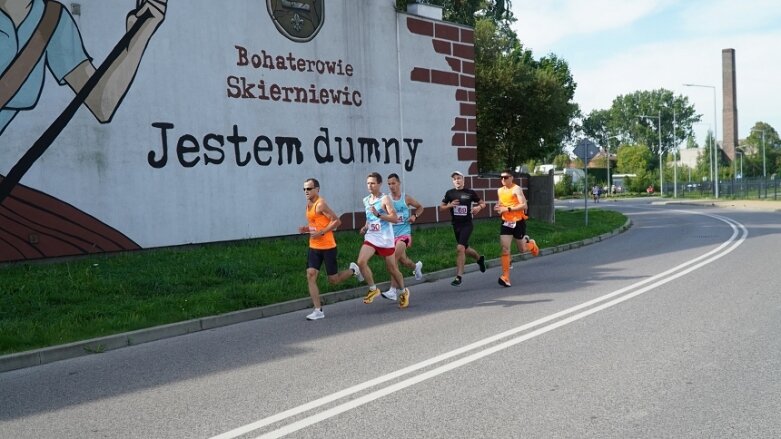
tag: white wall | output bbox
[1,0,473,251]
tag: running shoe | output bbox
[399,288,410,309]
[477,255,486,273]
[451,276,462,286]
[350,262,364,281]
[498,276,511,287]
[363,288,380,304]
[414,261,423,281]
[528,239,540,257]
[306,308,325,320]
[381,288,398,301]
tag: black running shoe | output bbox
[477,255,486,273]
[451,276,462,286]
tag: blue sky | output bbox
[511,0,781,147]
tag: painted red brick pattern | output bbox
[432,39,452,55]
[406,15,478,224]
[445,57,461,72]
[411,67,430,82]
[457,147,477,161]
[435,23,461,41]
[460,28,474,44]
[431,70,460,86]
[407,17,433,36]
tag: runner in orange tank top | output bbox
[493,170,539,288]
[299,178,362,320]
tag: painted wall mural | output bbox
[0,0,477,263]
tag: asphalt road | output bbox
[2,199,780,438]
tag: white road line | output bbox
[211,210,746,439]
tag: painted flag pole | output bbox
[0,10,153,205]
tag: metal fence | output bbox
[663,177,780,200]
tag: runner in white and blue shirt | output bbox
[381,173,425,300]
[356,172,411,309]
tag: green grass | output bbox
[0,209,626,355]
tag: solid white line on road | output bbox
[210,211,746,439]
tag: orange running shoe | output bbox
[528,239,539,257]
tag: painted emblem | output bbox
[266,0,324,43]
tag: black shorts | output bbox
[452,222,474,248]
[307,247,339,276]
[500,219,527,239]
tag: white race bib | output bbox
[368,221,381,232]
[454,205,468,216]
[502,220,516,228]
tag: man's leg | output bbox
[396,240,416,270]
[306,267,322,309]
[357,244,377,286]
[383,253,410,309]
[358,245,382,304]
[499,234,513,286]
[456,244,467,276]
[384,253,405,290]
[326,248,356,285]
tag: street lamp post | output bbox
[738,149,743,179]
[638,112,663,195]
[607,135,620,196]
[672,108,677,198]
[683,83,719,198]
[752,128,767,178]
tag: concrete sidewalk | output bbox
[0,219,633,373]
[655,198,781,212]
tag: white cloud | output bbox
[512,0,669,53]
[509,0,781,144]
[678,0,781,34]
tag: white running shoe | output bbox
[381,287,398,301]
[306,308,325,320]
[414,261,423,281]
[350,262,364,282]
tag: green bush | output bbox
[555,174,573,197]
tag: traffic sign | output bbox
[573,138,600,162]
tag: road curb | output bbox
[0,218,632,374]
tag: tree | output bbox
[582,109,616,149]
[475,20,578,171]
[395,0,513,27]
[399,0,577,171]
[696,130,715,181]
[745,121,781,176]
[584,89,701,170]
[552,153,570,170]
[616,144,652,175]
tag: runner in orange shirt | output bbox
[493,170,539,287]
[299,178,362,320]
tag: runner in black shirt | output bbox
[439,171,487,286]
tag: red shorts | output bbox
[394,235,412,248]
[363,241,395,257]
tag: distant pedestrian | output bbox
[494,171,539,287]
[592,185,600,203]
[381,173,424,301]
[357,172,410,309]
[299,178,363,320]
[440,171,486,286]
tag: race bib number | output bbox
[453,205,468,216]
[502,220,517,228]
[308,226,317,233]
[397,215,405,224]
[368,222,381,232]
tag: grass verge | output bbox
[0,209,626,355]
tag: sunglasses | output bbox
[303,187,316,191]
[500,175,512,180]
